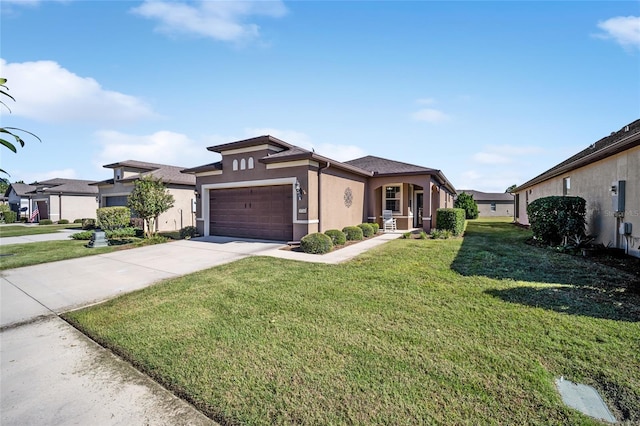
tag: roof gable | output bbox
[345,155,437,175]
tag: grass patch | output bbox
[64,220,640,424]
[0,223,82,237]
[0,237,167,270]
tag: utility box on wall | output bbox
[611,180,626,213]
[620,222,632,235]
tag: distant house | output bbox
[457,190,514,217]
[514,119,639,258]
[92,160,196,232]
[183,135,456,241]
[5,179,98,222]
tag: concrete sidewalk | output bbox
[1,232,400,425]
[0,228,81,245]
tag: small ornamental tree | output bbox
[454,192,479,219]
[127,176,175,238]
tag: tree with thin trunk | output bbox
[127,176,174,238]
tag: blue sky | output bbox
[1,0,639,192]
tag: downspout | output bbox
[317,161,330,232]
[58,192,62,222]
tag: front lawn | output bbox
[0,237,167,270]
[64,220,640,425]
[0,223,81,237]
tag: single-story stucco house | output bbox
[457,190,515,217]
[5,179,98,222]
[514,119,639,258]
[182,135,456,241]
[92,160,196,232]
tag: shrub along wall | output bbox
[436,208,466,236]
[96,207,130,230]
[527,196,586,245]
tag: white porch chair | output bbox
[382,209,397,232]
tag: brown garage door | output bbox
[209,186,293,241]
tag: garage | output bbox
[209,185,293,241]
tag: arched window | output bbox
[232,159,238,171]
[248,157,254,169]
[240,158,246,170]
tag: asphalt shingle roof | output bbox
[458,190,514,202]
[101,160,195,186]
[345,155,438,175]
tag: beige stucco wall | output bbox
[319,170,365,232]
[516,146,639,257]
[98,181,195,232]
[477,200,514,217]
[60,195,98,221]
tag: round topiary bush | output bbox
[369,222,380,234]
[300,232,333,254]
[73,218,83,224]
[325,229,346,246]
[58,219,69,224]
[342,225,364,241]
[39,219,54,225]
[358,223,374,238]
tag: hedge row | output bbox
[435,208,466,236]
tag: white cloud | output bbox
[245,127,366,162]
[131,0,287,43]
[595,16,640,49]
[93,130,205,170]
[29,168,78,183]
[455,169,521,193]
[472,152,511,165]
[411,108,451,123]
[471,144,544,165]
[0,59,156,124]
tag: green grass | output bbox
[0,237,167,270]
[63,220,640,425]
[0,223,81,237]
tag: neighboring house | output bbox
[183,135,456,241]
[92,160,196,232]
[514,119,640,258]
[457,190,514,217]
[5,179,98,222]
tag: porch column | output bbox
[423,180,433,233]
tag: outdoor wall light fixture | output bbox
[295,181,305,201]
[194,189,201,199]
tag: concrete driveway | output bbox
[1,237,284,426]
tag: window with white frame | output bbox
[490,202,496,211]
[248,157,254,169]
[240,158,246,170]
[385,185,401,213]
[563,177,570,195]
[232,159,238,171]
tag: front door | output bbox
[415,192,423,227]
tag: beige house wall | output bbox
[98,181,195,232]
[319,171,365,232]
[477,200,513,217]
[516,145,639,257]
[60,195,98,221]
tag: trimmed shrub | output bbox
[455,192,479,219]
[71,231,94,240]
[430,229,453,239]
[527,196,586,245]
[180,226,198,240]
[57,219,69,224]
[325,229,346,246]
[82,218,96,230]
[369,222,380,234]
[436,208,465,236]
[73,219,83,224]
[300,232,333,254]
[358,223,374,238]
[0,205,17,224]
[96,207,130,231]
[107,227,138,239]
[342,225,364,241]
[419,231,428,239]
[401,232,412,239]
[39,219,54,225]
